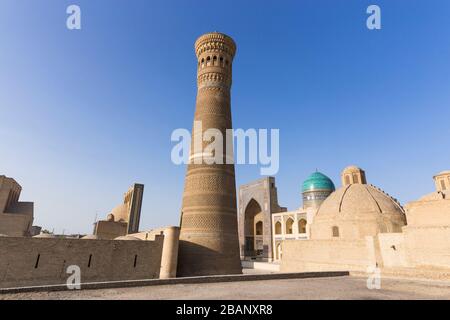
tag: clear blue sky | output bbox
[1,0,449,234]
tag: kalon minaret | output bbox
[177,32,242,276]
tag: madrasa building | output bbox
[239,166,450,278]
[238,171,336,262]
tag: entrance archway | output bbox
[244,199,264,258]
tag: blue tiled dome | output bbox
[302,172,335,193]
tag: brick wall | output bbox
[0,236,164,289]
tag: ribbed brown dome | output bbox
[317,184,404,217]
[311,184,406,240]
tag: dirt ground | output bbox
[2,276,450,300]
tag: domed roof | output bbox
[81,234,99,240]
[114,235,141,241]
[316,184,405,217]
[302,172,335,193]
[33,233,57,238]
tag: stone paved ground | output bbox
[1,276,450,300]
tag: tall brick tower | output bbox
[177,32,242,276]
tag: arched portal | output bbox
[244,199,264,258]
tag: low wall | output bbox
[403,226,450,268]
[280,239,374,273]
[280,230,450,276]
[131,226,180,279]
[377,233,408,268]
[0,236,164,289]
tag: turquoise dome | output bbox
[302,172,335,193]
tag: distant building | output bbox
[238,177,287,262]
[238,171,335,262]
[402,170,450,268]
[280,167,450,278]
[0,175,34,237]
[0,177,180,288]
[29,225,42,237]
[272,171,335,260]
[311,166,406,240]
[92,183,144,240]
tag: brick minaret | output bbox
[177,32,242,276]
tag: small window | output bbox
[275,221,282,235]
[345,175,351,185]
[88,254,93,268]
[255,221,263,235]
[286,219,294,234]
[332,226,339,237]
[298,219,307,234]
[440,179,446,190]
[133,255,138,268]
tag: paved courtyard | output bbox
[2,276,450,300]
